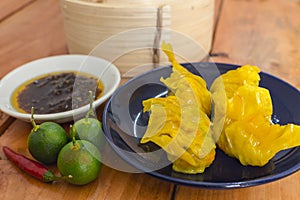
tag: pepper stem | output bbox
[85,91,96,121]
[30,107,39,132]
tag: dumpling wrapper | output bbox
[211,65,300,166]
[140,42,215,174]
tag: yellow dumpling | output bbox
[140,42,215,174]
[211,65,300,166]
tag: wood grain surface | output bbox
[0,0,67,79]
[1,0,300,199]
[210,0,300,88]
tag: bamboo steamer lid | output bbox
[61,0,215,76]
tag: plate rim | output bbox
[102,62,300,189]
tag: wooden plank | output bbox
[0,159,174,200]
[0,113,15,136]
[0,1,175,198]
[175,175,300,200]
[0,0,68,79]
[0,0,35,21]
[0,0,67,140]
[210,0,300,88]
[174,0,300,199]
[0,119,174,200]
[211,0,224,48]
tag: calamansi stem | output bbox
[69,125,76,146]
[30,107,39,132]
[69,125,80,150]
[52,174,72,182]
[85,91,96,121]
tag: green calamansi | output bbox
[27,107,68,164]
[73,91,105,149]
[57,126,102,185]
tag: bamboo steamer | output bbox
[61,0,215,76]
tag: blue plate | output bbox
[102,62,300,189]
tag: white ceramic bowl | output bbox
[0,54,121,123]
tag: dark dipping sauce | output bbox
[12,71,103,114]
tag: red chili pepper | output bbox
[2,146,56,183]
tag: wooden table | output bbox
[1,0,300,199]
